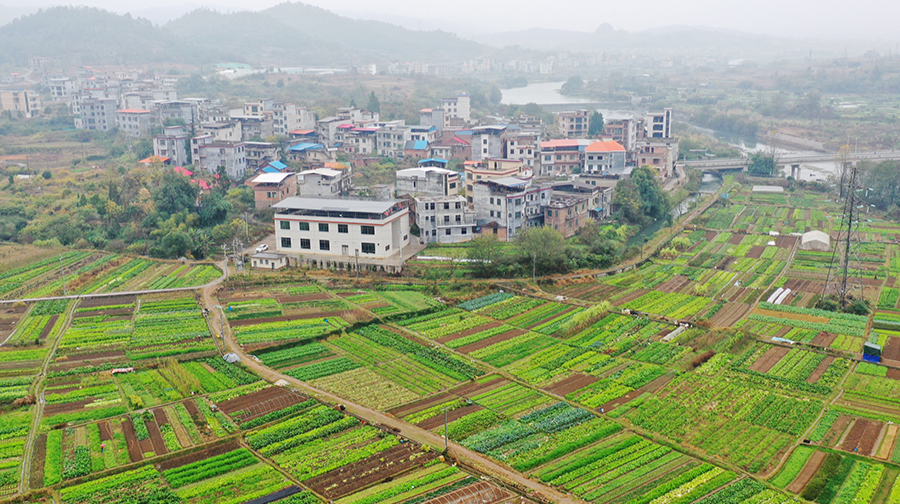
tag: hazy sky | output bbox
[3,0,899,40]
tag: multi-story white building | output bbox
[584,140,627,175]
[297,167,353,197]
[557,109,589,139]
[464,158,527,205]
[473,177,551,241]
[273,103,315,136]
[395,166,460,197]
[153,125,191,167]
[75,97,116,131]
[504,133,539,171]
[376,122,410,158]
[190,135,247,179]
[441,93,471,127]
[646,108,673,139]
[116,109,152,137]
[470,125,507,162]
[414,195,475,244]
[274,197,410,260]
[0,90,41,118]
[48,77,76,101]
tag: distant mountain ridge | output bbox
[0,3,488,67]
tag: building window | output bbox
[361,242,375,254]
[281,237,291,248]
[443,202,450,210]
[319,240,330,251]
[300,238,310,249]
[490,197,494,205]
[490,210,494,217]
[319,223,329,232]
[299,222,310,231]
[280,221,290,230]
[361,225,375,235]
[461,228,467,235]
[338,224,348,233]
[445,229,451,235]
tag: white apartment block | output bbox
[414,195,476,244]
[191,135,247,179]
[274,197,410,259]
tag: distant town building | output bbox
[545,194,590,238]
[190,135,247,179]
[395,165,460,197]
[0,90,41,118]
[296,166,353,197]
[557,110,589,139]
[246,172,298,209]
[584,140,627,175]
[464,158,527,205]
[153,125,191,167]
[116,109,152,137]
[473,177,551,241]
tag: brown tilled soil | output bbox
[276,293,329,303]
[746,246,765,259]
[217,387,307,420]
[387,393,454,418]
[613,289,650,306]
[79,295,135,308]
[98,421,113,441]
[728,233,745,245]
[43,399,92,416]
[436,321,502,344]
[842,420,873,452]
[823,415,853,446]
[807,357,834,383]
[527,307,577,330]
[811,332,837,348]
[153,408,169,425]
[122,419,143,463]
[74,308,133,318]
[710,302,752,327]
[657,275,692,294]
[544,373,600,397]
[704,231,717,241]
[599,374,674,412]
[887,368,900,380]
[146,419,168,456]
[305,444,437,500]
[787,449,827,494]
[156,441,242,471]
[883,337,900,361]
[54,349,127,361]
[456,329,523,354]
[417,404,485,430]
[38,315,59,339]
[776,236,798,249]
[748,346,790,373]
[30,434,46,489]
[451,377,507,397]
[228,311,355,326]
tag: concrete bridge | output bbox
[683,150,900,177]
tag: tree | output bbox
[747,151,776,176]
[515,226,568,280]
[588,111,605,137]
[152,171,198,217]
[468,234,501,277]
[366,91,380,113]
[560,75,584,95]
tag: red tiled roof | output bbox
[541,139,581,149]
[586,140,626,152]
[174,166,194,176]
[138,155,169,164]
[290,129,315,135]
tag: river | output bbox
[500,81,591,105]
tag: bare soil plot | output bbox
[527,307,578,330]
[787,449,827,494]
[451,377,507,397]
[417,404,485,430]
[810,332,837,348]
[842,419,882,454]
[883,337,900,361]
[806,357,834,383]
[121,418,143,463]
[612,289,650,306]
[30,433,46,489]
[746,246,765,259]
[436,321,502,345]
[217,386,308,421]
[386,392,453,419]
[276,293,329,303]
[305,443,438,500]
[748,346,790,373]
[600,373,674,412]
[456,328,523,354]
[776,236,798,249]
[887,368,900,380]
[145,418,168,456]
[543,373,600,396]
[728,233,746,245]
[709,302,752,327]
[79,295,135,308]
[157,441,242,471]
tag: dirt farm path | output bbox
[199,273,584,504]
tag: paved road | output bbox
[198,281,583,504]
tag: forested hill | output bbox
[0,3,488,67]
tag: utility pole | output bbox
[58,255,68,296]
[355,249,360,281]
[443,406,449,453]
